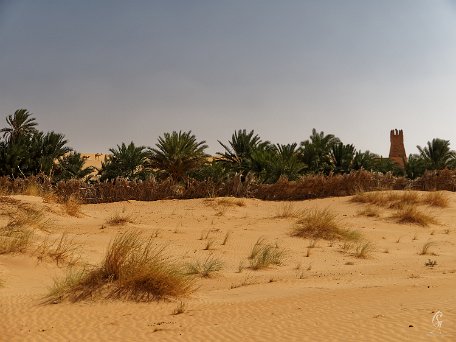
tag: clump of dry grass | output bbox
[0,196,21,205]
[184,255,223,278]
[44,230,194,303]
[351,191,389,206]
[273,202,299,219]
[422,192,449,208]
[63,196,81,217]
[248,237,286,270]
[357,206,380,218]
[341,242,354,252]
[24,183,41,196]
[419,241,437,255]
[0,226,33,254]
[207,197,246,216]
[106,213,132,226]
[0,205,41,254]
[230,274,255,289]
[42,191,59,204]
[391,207,437,226]
[34,233,80,266]
[216,198,246,207]
[6,203,45,230]
[398,191,420,205]
[353,190,450,212]
[354,241,375,259]
[352,191,421,209]
[425,259,437,267]
[172,301,187,315]
[292,208,360,241]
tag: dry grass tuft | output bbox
[0,204,41,254]
[357,206,380,218]
[34,233,80,266]
[419,241,437,255]
[216,198,246,207]
[354,241,375,259]
[248,237,286,270]
[42,191,59,204]
[172,301,187,315]
[0,196,21,205]
[273,202,299,219]
[184,255,223,278]
[230,274,255,289]
[351,191,389,206]
[398,191,421,205]
[24,183,41,196]
[6,203,45,230]
[63,196,81,217]
[391,207,437,226]
[425,259,437,267]
[292,208,360,241]
[44,230,194,303]
[422,192,449,208]
[0,226,33,254]
[106,213,133,226]
[341,242,354,252]
[353,190,449,212]
[352,191,421,209]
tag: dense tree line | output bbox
[1,109,455,184]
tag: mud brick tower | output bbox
[389,129,407,168]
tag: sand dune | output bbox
[80,153,109,171]
[0,192,455,341]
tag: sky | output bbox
[1,0,456,156]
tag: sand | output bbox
[0,192,455,341]
[80,153,109,171]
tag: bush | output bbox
[248,237,286,270]
[184,255,223,278]
[0,226,33,254]
[292,209,360,241]
[392,207,437,226]
[45,230,194,303]
[422,191,449,208]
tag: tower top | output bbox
[390,129,403,138]
[389,129,406,167]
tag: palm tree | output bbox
[54,152,94,181]
[250,143,305,183]
[329,143,355,173]
[35,131,72,175]
[149,131,208,181]
[417,138,456,170]
[352,150,377,171]
[0,139,31,176]
[1,109,38,142]
[99,142,148,181]
[299,129,340,173]
[405,154,427,179]
[217,129,269,176]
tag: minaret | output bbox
[389,129,407,167]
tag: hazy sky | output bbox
[1,1,456,155]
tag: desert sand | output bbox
[80,153,109,171]
[0,192,455,341]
